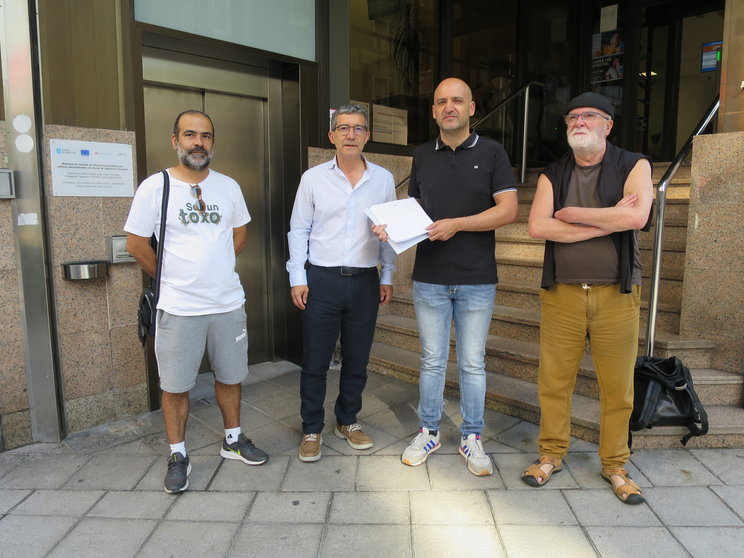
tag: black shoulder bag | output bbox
[137,170,170,345]
[629,355,709,446]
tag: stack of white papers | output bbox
[365,197,432,254]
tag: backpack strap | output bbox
[635,356,687,390]
[153,170,170,304]
[680,383,709,446]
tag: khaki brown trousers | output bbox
[537,283,641,467]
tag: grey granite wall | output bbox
[0,121,32,449]
[43,125,146,435]
[680,132,744,373]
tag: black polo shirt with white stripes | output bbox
[408,132,516,285]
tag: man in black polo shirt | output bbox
[400,78,518,476]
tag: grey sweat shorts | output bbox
[154,306,249,393]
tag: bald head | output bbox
[433,78,473,104]
[432,78,475,142]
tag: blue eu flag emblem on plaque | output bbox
[80,150,90,156]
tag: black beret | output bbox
[565,92,614,118]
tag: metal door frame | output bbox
[132,30,302,410]
[1,0,65,443]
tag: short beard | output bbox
[567,130,605,159]
[176,144,213,170]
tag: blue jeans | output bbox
[412,281,496,436]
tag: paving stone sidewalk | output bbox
[1,361,743,557]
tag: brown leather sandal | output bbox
[521,455,563,487]
[601,467,645,505]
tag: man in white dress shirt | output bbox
[287,104,396,462]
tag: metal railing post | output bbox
[645,178,667,357]
[521,84,530,183]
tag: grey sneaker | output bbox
[401,427,441,466]
[220,433,268,465]
[459,433,493,476]
[164,452,191,494]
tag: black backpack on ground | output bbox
[629,355,709,446]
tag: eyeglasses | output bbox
[563,111,611,126]
[190,184,206,212]
[333,124,368,135]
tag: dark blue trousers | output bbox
[300,265,380,434]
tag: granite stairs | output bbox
[369,163,744,449]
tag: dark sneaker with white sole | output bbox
[164,452,191,494]
[220,433,268,465]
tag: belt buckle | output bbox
[340,266,353,276]
[581,283,591,291]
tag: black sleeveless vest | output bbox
[540,142,652,294]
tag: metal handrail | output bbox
[645,95,719,356]
[394,80,544,192]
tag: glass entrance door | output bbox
[142,49,272,365]
[637,2,723,160]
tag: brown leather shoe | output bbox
[298,433,322,462]
[334,423,374,450]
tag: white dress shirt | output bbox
[287,156,397,287]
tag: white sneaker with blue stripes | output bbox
[459,433,493,476]
[401,427,441,466]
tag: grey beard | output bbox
[567,134,604,159]
[177,146,213,170]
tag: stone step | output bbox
[524,162,690,181]
[377,306,717,378]
[652,162,691,181]
[494,235,687,269]
[496,218,687,242]
[496,229,688,254]
[494,279,680,332]
[514,198,690,225]
[496,219,687,245]
[495,255,684,307]
[525,161,692,186]
[518,173,692,200]
[374,320,733,404]
[389,287,680,334]
[642,222,689,245]
[368,341,744,448]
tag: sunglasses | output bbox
[190,184,206,212]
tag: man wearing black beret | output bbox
[521,92,653,505]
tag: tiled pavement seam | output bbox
[1,362,744,557]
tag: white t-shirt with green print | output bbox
[125,168,250,316]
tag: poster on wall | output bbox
[700,40,722,72]
[372,104,407,145]
[591,29,624,85]
[50,139,134,197]
[591,55,624,84]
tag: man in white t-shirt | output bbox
[125,110,267,494]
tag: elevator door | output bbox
[143,64,271,364]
